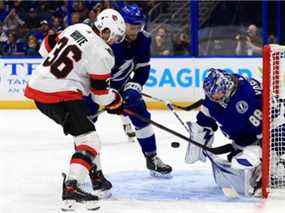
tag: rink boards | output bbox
[0,57,262,109]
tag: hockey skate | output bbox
[146,155,172,178]
[89,167,112,199]
[123,123,136,143]
[61,173,100,211]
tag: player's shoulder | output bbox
[137,30,151,43]
[237,75,261,96]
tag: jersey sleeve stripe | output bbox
[43,34,59,53]
[24,86,82,103]
[89,73,111,80]
[44,36,52,52]
[90,88,109,95]
[135,62,150,70]
[90,78,109,90]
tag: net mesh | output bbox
[268,45,285,190]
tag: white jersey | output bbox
[25,23,115,106]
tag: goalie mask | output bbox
[203,68,236,104]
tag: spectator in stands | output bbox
[9,0,26,20]
[235,24,262,56]
[151,26,173,56]
[38,1,52,21]
[73,1,88,22]
[0,22,7,55]
[82,2,111,27]
[0,22,7,42]
[25,7,40,29]
[88,4,102,22]
[1,32,26,56]
[25,34,40,56]
[51,16,63,33]
[268,34,277,44]
[17,23,29,43]
[71,12,80,25]
[0,0,8,22]
[3,8,25,32]
[173,32,190,55]
[34,20,50,43]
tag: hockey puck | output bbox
[171,142,180,148]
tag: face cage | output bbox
[204,82,228,103]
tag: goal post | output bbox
[262,44,285,198]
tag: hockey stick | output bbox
[142,92,203,111]
[143,93,190,133]
[123,109,234,155]
[158,109,238,198]
[140,105,239,198]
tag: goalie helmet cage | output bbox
[262,44,285,198]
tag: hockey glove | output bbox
[105,90,123,114]
[185,122,214,164]
[122,82,142,108]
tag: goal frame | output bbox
[262,45,270,198]
[262,44,285,198]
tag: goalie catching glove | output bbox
[185,122,214,164]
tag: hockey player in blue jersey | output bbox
[85,4,172,196]
[185,68,265,196]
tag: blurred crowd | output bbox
[0,0,191,57]
[0,0,267,57]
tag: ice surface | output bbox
[0,110,284,213]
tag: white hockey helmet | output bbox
[94,8,126,43]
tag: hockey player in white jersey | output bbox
[25,9,126,211]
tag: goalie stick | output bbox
[142,92,203,111]
[142,93,190,133]
[123,109,234,155]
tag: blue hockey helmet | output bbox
[203,68,235,103]
[120,4,145,25]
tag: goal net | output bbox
[262,44,285,198]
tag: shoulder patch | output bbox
[235,100,248,114]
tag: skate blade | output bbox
[149,170,172,179]
[61,200,100,212]
[92,189,112,199]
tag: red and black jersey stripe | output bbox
[89,73,111,95]
[44,34,59,52]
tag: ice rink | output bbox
[0,109,284,213]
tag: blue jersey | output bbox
[110,30,151,90]
[197,75,262,147]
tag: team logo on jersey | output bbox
[112,15,118,21]
[105,48,114,56]
[236,100,248,114]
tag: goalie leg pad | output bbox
[210,155,261,196]
[231,145,261,170]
